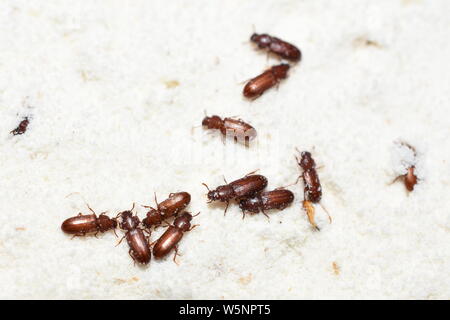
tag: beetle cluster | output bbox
[243,33,301,99]
[55,32,423,268]
[201,34,301,145]
[203,172,294,218]
[61,192,198,265]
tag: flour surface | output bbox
[0,0,449,299]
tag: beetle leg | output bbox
[188,224,199,231]
[115,235,126,247]
[94,231,99,238]
[172,246,180,265]
[244,136,250,148]
[153,192,160,209]
[71,232,85,239]
[261,209,270,220]
[244,169,260,176]
[220,132,227,145]
[128,249,136,266]
[319,203,333,224]
[113,228,118,238]
[223,201,230,216]
[222,175,228,184]
[389,174,405,186]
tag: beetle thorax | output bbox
[119,211,139,230]
[174,213,192,231]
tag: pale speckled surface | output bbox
[0,0,449,299]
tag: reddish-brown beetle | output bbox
[250,33,301,61]
[238,189,294,218]
[243,64,290,99]
[391,143,418,192]
[202,115,257,145]
[296,150,331,230]
[297,151,322,203]
[403,167,418,191]
[10,117,29,135]
[117,205,151,265]
[61,205,117,237]
[152,212,198,263]
[203,174,268,213]
[142,192,191,228]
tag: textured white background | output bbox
[0,0,449,299]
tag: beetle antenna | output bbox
[201,183,211,191]
[319,203,332,224]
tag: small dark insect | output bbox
[61,205,117,237]
[391,143,418,192]
[10,117,29,135]
[296,150,331,230]
[297,151,322,203]
[117,205,151,265]
[250,33,301,61]
[243,64,290,99]
[142,192,191,228]
[238,189,294,218]
[202,115,257,145]
[203,174,268,213]
[152,212,198,263]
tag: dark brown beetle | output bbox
[391,143,418,192]
[10,117,29,135]
[296,151,331,230]
[61,205,117,237]
[117,205,151,265]
[142,192,191,228]
[152,212,198,263]
[202,115,257,145]
[250,33,301,61]
[203,174,268,213]
[297,151,322,203]
[238,189,294,218]
[243,64,290,99]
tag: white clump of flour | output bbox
[0,0,449,299]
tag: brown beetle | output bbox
[61,205,117,237]
[202,115,257,145]
[297,151,322,203]
[296,151,331,230]
[250,33,301,61]
[238,189,294,218]
[142,192,191,228]
[391,143,418,192]
[152,212,198,263]
[203,174,268,213]
[243,64,290,99]
[10,117,29,135]
[117,206,151,265]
